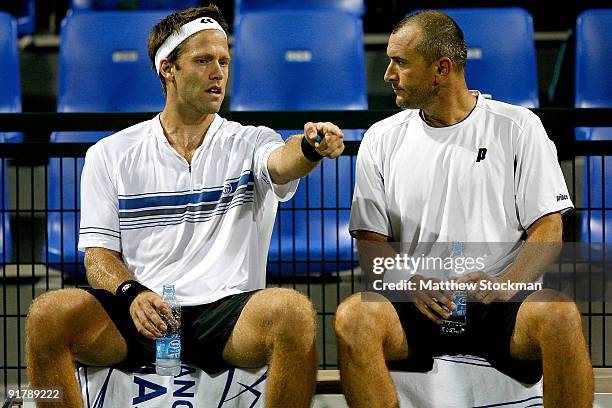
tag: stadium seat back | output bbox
[57,11,166,112]
[0,0,35,36]
[575,9,612,115]
[17,0,35,36]
[0,13,21,115]
[231,10,366,111]
[437,7,539,107]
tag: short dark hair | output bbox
[392,10,467,72]
[147,5,229,95]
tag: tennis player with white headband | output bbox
[26,5,341,408]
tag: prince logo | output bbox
[476,148,488,162]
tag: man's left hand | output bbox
[457,271,518,305]
[303,121,345,159]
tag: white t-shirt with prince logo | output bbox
[350,93,573,276]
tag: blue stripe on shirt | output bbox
[118,172,253,210]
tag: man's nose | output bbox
[384,63,397,83]
[210,61,224,79]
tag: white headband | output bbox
[154,17,227,74]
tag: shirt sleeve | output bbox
[349,133,392,237]
[514,114,574,230]
[78,144,121,252]
[253,127,299,202]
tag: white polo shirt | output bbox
[350,94,573,276]
[78,114,298,305]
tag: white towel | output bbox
[78,355,542,407]
[78,364,267,407]
[393,355,543,408]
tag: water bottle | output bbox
[441,241,467,334]
[440,289,467,334]
[156,285,181,376]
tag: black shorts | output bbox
[387,291,542,385]
[83,287,258,374]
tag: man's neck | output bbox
[159,106,216,163]
[420,88,477,128]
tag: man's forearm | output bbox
[267,122,344,184]
[501,241,562,284]
[501,214,563,284]
[84,247,136,293]
[267,135,319,185]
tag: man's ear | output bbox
[159,59,174,82]
[436,57,452,77]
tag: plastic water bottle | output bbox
[441,241,468,334]
[156,284,181,376]
[440,289,467,334]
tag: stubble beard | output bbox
[396,84,437,109]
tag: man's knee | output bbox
[27,288,102,351]
[264,288,316,345]
[335,292,389,346]
[521,290,583,341]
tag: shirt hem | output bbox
[349,225,392,239]
[522,204,574,231]
[78,238,121,253]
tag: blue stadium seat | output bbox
[575,9,612,249]
[231,10,366,275]
[231,10,366,111]
[234,0,365,27]
[0,0,35,37]
[0,13,23,264]
[18,0,35,36]
[47,11,166,274]
[0,13,22,141]
[70,0,199,11]
[433,8,539,108]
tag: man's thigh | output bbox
[49,288,128,366]
[510,289,574,361]
[181,290,257,373]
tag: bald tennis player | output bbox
[335,10,592,408]
[25,5,343,408]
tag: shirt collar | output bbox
[152,113,224,145]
